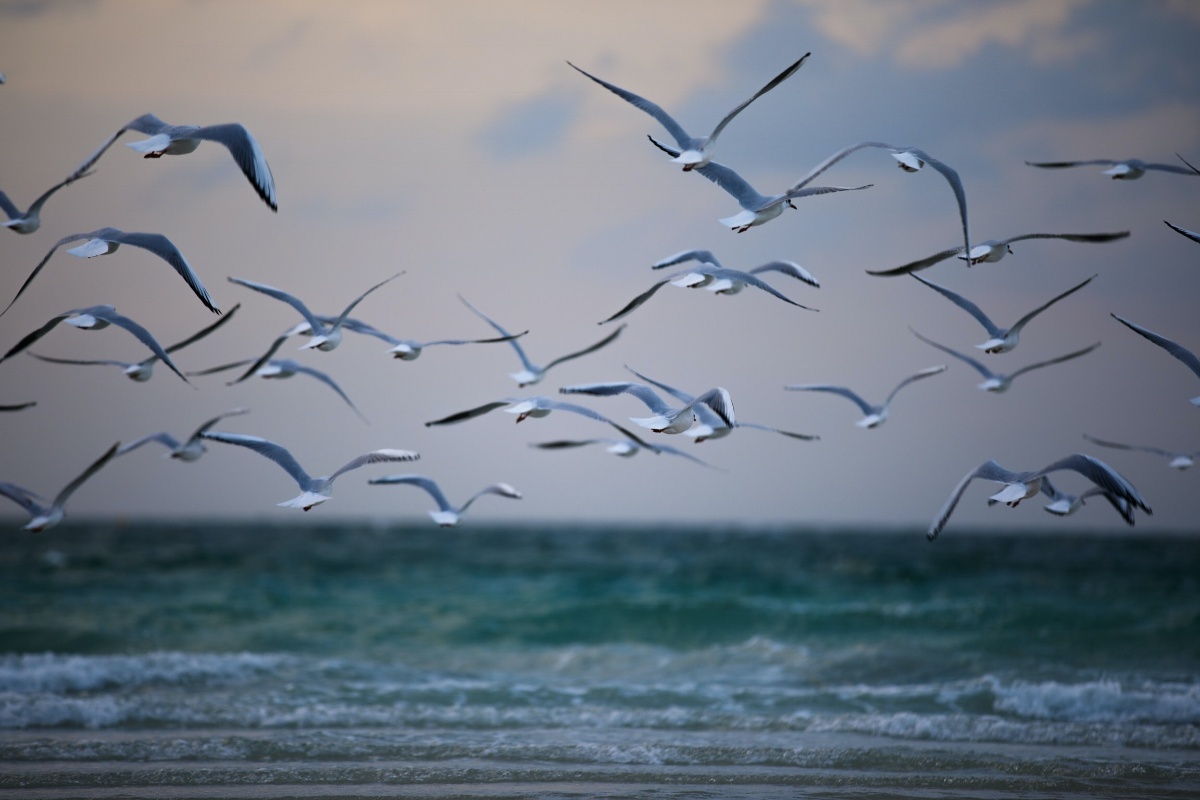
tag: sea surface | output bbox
[0,520,1197,799]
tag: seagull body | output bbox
[785,365,946,428]
[228,272,401,351]
[600,263,817,324]
[199,431,418,511]
[27,303,240,382]
[118,408,249,462]
[911,329,1098,393]
[71,113,277,210]
[652,249,821,290]
[1025,158,1199,180]
[1,171,92,234]
[1111,313,1200,405]
[559,380,735,434]
[647,135,872,232]
[928,454,1151,539]
[1,305,190,384]
[0,443,121,532]
[1083,434,1200,470]
[568,54,809,171]
[459,295,624,387]
[911,273,1096,353]
[2,227,220,317]
[329,315,527,361]
[369,474,521,527]
[869,231,1129,276]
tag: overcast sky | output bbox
[2,0,1198,534]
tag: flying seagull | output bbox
[27,302,240,382]
[459,295,625,387]
[1,170,93,234]
[2,227,221,317]
[70,112,277,210]
[910,329,1098,393]
[369,474,521,527]
[326,315,528,361]
[652,249,821,289]
[0,305,191,384]
[567,54,809,171]
[784,365,946,429]
[910,273,1096,353]
[117,407,250,461]
[529,436,721,469]
[199,431,418,511]
[0,442,121,532]
[558,380,735,434]
[1110,313,1200,406]
[868,231,1129,276]
[648,135,872,232]
[228,272,402,351]
[1024,158,1200,180]
[1082,433,1200,471]
[927,453,1151,540]
[424,394,658,446]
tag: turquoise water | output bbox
[1,521,1198,798]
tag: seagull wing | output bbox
[705,268,817,311]
[1164,220,1200,244]
[0,230,96,317]
[706,53,809,144]
[1111,314,1200,379]
[542,323,625,371]
[51,442,121,511]
[89,306,191,384]
[70,113,170,180]
[783,384,875,416]
[910,274,1001,338]
[928,459,1020,540]
[883,365,947,407]
[194,123,278,211]
[458,295,538,375]
[1008,342,1100,381]
[277,361,367,423]
[651,249,722,269]
[1003,231,1130,246]
[327,449,420,483]
[369,474,453,512]
[867,244,968,277]
[1007,274,1096,337]
[600,280,671,324]
[200,431,313,488]
[910,329,992,379]
[1037,453,1151,514]
[424,400,512,427]
[567,61,693,149]
[749,260,820,288]
[117,432,182,456]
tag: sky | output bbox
[1,0,1199,534]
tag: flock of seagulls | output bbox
[1,49,1196,535]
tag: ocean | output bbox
[0,521,1197,798]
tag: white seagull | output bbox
[117,407,250,461]
[927,453,1151,540]
[27,302,240,382]
[1082,434,1200,471]
[600,263,817,324]
[868,231,1129,276]
[459,295,625,387]
[1,305,191,384]
[1,170,93,234]
[648,135,872,232]
[1110,313,1200,406]
[1024,158,1200,180]
[199,431,418,511]
[910,273,1096,353]
[567,54,809,172]
[328,315,527,361]
[911,329,1098,393]
[784,365,946,429]
[0,442,122,532]
[424,395,657,446]
[652,249,821,290]
[558,380,735,434]
[1,227,221,317]
[1029,477,1138,526]
[228,272,402,351]
[70,112,277,210]
[369,474,521,527]
[529,436,720,469]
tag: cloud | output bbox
[479,89,581,159]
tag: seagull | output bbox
[1,227,221,317]
[1024,158,1200,180]
[927,453,1151,540]
[652,249,821,290]
[558,380,735,434]
[228,272,402,351]
[117,407,250,461]
[625,365,817,443]
[911,329,1098,393]
[0,442,121,532]
[529,436,721,469]
[567,54,809,171]
[1164,220,1200,244]
[368,474,522,527]
[27,302,240,382]
[599,263,818,324]
[784,365,946,429]
[1082,434,1200,470]
[648,135,873,232]
[327,315,528,361]
[199,431,418,511]
[0,305,191,384]
[1110,313,1200,406]
[70,112,277,210]
[1,170,93,235]
[868,231,1129,276]
[424,395,658,448]
[459,295,625,387]
[910,273,1096,353]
